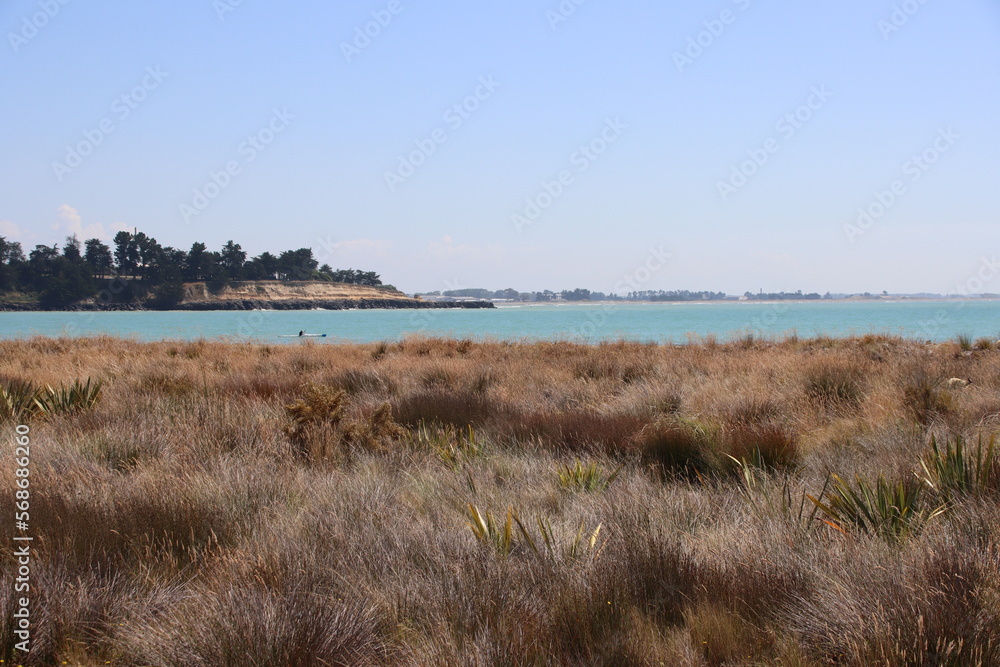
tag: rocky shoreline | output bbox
[0,298,495,312]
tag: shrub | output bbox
[218,374,298,400]
[505,410,648,454]
[921,434,998,500]
[684,602,772,666]
[140,370,196,396]
[716,398,799,470]
[723,422,799,471]
[973,337,994,351]
[341,402,406,452]
[465,504,518,557]
[123,579,390,666]
[635,417,718,477]
[789,543,999,665]
[37,378,103,415]
[468,369,500,395]
[370,340,389,361]
[808,474,940,540]
[1,377,103,422]
[734,332,758,349]
[76,434,159,472]
[464,505,604,562]
[412,422,483,470]
[574,354,653,384]
[803,360,864,409]
[283,383,347,460]
[392,391,501,428]
[555,460,623,492]
[284,383,345,433]
[902,369,952,425]
[329,369,395,396]
[284,385,405,457]
[648,392,682,416]
[420,365,454,389]
[520,516,604,562]
[722,396,781,425]
[0,378,43,422]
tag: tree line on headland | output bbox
[0,232,386,307]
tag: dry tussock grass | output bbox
[1,333,999,664]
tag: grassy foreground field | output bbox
[2,334,1000,665]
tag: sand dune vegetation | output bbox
[2,334,1000,665]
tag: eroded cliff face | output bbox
[181,281,408,303]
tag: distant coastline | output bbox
[420,287,1000,305]
[491,296,1000,307]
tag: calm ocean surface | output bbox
[0,301,998,344]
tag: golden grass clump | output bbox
[283,383,405,461]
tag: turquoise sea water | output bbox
[1,301,998,344]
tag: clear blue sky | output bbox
[2,0,999,294]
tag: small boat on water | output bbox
[278,332,328,338]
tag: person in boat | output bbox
[298,330,304,337]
